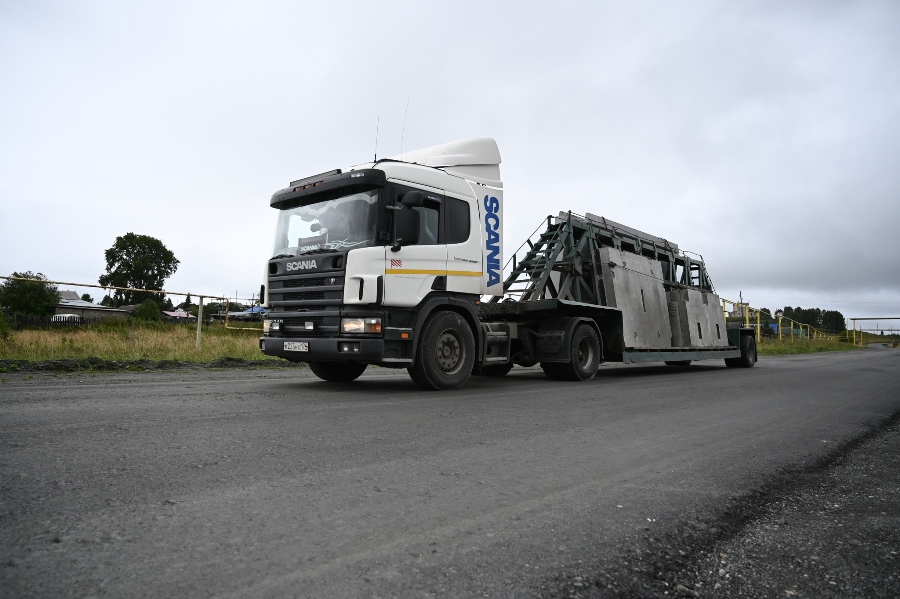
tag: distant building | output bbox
[161,309,196,322]
[729,304,748,318]
[55,290,130,320]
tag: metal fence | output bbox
[720,299,842,343]
[0,275,260,347]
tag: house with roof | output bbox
[55,291,131,320]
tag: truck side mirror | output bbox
[391,207,421,252]
[400,191,425,207]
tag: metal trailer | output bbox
[471,211,756,380]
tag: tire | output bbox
[408,311,475,390]
[308,361,367,382]
[472,362,514,377]
[557,324,601,381]
[725,335,757,368]
[541,362,565,380]
[664,360,692,366]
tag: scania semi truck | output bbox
[259,137,756,390]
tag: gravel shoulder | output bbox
[545,408,900,598]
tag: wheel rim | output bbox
[436,329,464,375]
[576,336,594,371]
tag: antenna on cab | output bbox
[374,116,380,162]
[401,94,410,160]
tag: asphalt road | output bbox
[1,349,898,598]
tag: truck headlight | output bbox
[341,317,382,333]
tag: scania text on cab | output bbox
[259,138,756,390]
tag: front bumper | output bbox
[260,336,385,362]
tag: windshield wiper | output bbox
[296,248,338,256]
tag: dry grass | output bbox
[1,321,883,365]
[757,337,862,355]
[0,321,277,363]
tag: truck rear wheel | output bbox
[472,362,514,377]
[725,335,757,368]
[558,324,601,381]
[408,311,475,390]
[308,361,368,382]
[540,362,565,380]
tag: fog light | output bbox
[341,317,382,333]
[339,342,360,353]
[305,321,315,330]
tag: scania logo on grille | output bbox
[285,260,318,271]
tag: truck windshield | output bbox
[271,190,380,257]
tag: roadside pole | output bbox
[196,297,204,349]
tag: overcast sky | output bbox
[2,1,898,323]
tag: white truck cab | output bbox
[260,138,506,389]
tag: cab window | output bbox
[444,197,470,244]
[414,201,440,246]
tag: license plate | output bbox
[284,341,308,352]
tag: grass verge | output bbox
[0,321,281,366]
[757,337,864,355]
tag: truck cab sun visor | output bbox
[270,169,386,209]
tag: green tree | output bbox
[81,293,94,303]
[782,306,822,328]
[0,271,61,316]
[0,311,10,342]
[98,233,179,307]
[821,310,846,333]
[135,299,162,322]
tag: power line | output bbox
[742,297,899,306]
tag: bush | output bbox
[135,300,162,322]
[0,312,10,342]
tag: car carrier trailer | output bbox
[259,137,756,390]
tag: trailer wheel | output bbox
[725,335,757,368]
[408,311,475,390]
[472,362,514,377]
[558,324,601,381]
[664,360,692,366]
[308,361,368,382]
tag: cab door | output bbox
[383,184,447,307]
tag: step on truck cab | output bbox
[259,138,756,390]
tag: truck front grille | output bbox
[282,291,326,301]
[283,277,344,289]
[269,271,345,309]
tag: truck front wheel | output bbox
[308,361,368,382]
[408,311,475,390]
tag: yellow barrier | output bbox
[720,298,838,343]
[849,317,900,346]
